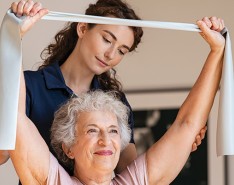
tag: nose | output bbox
[98,132,111,146]
[104,46,116,60]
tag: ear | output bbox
[77,22,88,38]
[62,143,75,159]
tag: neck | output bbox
[73,167,113,185]
[60,53,95,96]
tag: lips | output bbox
[94,150,113,156]
[96,57,109,67]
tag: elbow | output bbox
[176,116,205,135]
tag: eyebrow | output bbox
[103,30,130,51]
[86,123,119,129]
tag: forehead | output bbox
[92,24,134,47]
[77,111,119,128]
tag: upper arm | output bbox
[6,65,50,184]
[9,111,50,184]
[145,120,198,184]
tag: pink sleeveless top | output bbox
[47,153,148,185]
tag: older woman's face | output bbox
[71,110,121,174]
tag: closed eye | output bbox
[118,49,125,56]
[103,37,111,44]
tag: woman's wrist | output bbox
[210,45,225,54]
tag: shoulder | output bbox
[112,153,148,185]
[24,69,44,85]
[24,69,46,96]
[47,153,75,185]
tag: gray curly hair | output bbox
[50,90,131,171]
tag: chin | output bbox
[92,67,109,76]
[95,162,116,172]
[95,71,103,76]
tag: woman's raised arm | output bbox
[146,16,225,185]
[8,69,50,184]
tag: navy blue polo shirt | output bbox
[24,62,135,155]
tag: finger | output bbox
[11,1,19,14]
[29,8,48,24]
[29,2,43,16]
[200,127,207,139]
[218,18,225,31]
[210,16,221,31]
[16,0,27,17]
[197,20,210,40]
[36,8,49,19]
[202,17,212,28]
[196,135,202,146]
[192,143,197,152]
[23,0,34,16]
[220,19,225,29]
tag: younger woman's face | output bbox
[76,23,134,75]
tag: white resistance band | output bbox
[0,10,233,156]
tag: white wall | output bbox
[118,0,234,90]
[1,0,233,184]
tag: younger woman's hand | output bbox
[191,126,207,152]
[197,16,225,52]
[11,0,48,38]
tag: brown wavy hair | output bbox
[40,0,143,98]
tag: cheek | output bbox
[110,57,123,68]
[113,136,122,150]
[73,137,94,154]
[80,35,99,54]
[84,41,96,55]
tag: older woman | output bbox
[8,14,225,184]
